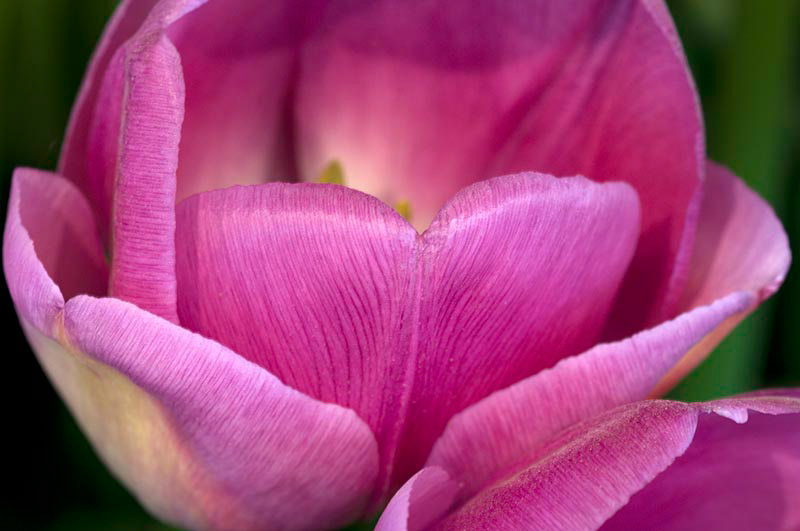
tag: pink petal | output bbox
[432,394,800,530]
[296,0,702,331]
[601,393,800,530]
[652,162,791,394]
[397,173,640,485]
[426,291,753,502]
[176,173,640,496]
[375,468,457,531]
[434,401,699,530]
[61,294,379,530]
[175,182,419,500]
[3,168,107,335]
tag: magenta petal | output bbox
[296,0,701,330]
[601,393,800,530]
[375,468,457,531]
[3,168,107,334]
[426,291,752,501]
[396,173,640,484]
[654,162,791,393]
[64,295,379,530]
[175,182,418,495]
[435,401,698,530]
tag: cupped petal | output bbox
[434,401,699,530]
[296,0,702,331]
[175,182,419,498]
[601,392,800,530]
[653,162,791,394]
[395,173,640,485]
[49,294,379,531]
[426,291,752,501]
[375,468,457,531]
[3,168,107,335]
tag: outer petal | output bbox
[60,295,379,530]
[432,394,800,530]
[601,393,800,530]
[175,182,419,501]
[4,171,378,530]
[426,291,752,501]
[396,173,640,485]
[374,468,457,531]
[434,401,699,530]
[296,0,702,331]
[653,162,791,394]
[3,168,107,334]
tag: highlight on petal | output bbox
[653,162,791,394]
[426,291,753,501]
[375,468,457,531]
[435,401,698,530]
[296,0,702,330]
[3,168,107,335]
[57,295,379,531]
[601,393,800,530]
[395,173,640,485]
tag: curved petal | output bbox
[50,295,379,531]
[375,468,457,531]
[175,173,640,496]
[396,173,640,485]
[426,291,752,501]
[175,182,419,500]
[3,168,107,335]
[601,393,800,530]
[652,161,791,394]
[434,401,698,530]
[296,0,702,331]
[432,394,800,530]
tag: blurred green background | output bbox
[0,1,797,529]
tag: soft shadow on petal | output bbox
[426,291,752,502]
[296,0,702,332]
[652,162,791,395]
[374,468,457,531]
[63,295,379,531]
[434,401,698,530]
[395,173,640,486]
[4,168,107,334]
[600,393,800,530]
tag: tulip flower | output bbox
[377,391,800,530]
[4,0,791,530]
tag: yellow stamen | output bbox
[394,199,412,222]
[317,160,345,185]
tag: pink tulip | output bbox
[377,391,800,530]
[3,0,791,529]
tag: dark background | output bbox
[1,1,798,529]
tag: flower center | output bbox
[317,160,413,222]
